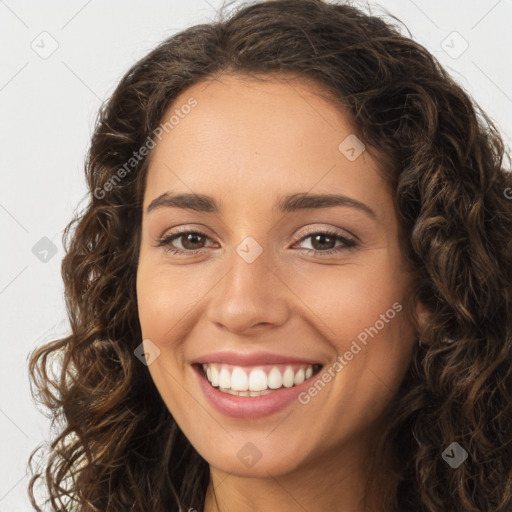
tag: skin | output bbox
[136,73,427,511]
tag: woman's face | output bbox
[136,74,421,479]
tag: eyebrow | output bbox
[146,191,377,220]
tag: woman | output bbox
[27,1,512,511]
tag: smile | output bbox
[191,351,326,418]
[200,363,323,396]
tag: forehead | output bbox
[143,73,391,217]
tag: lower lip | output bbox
[193,364,321,419]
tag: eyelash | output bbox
[156,227,358,256]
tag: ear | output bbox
[415,300,430,331]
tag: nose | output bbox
[206,243,291,335]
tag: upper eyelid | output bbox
[160,224,355,237]
[294,225,357,242]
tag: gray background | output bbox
[1,0,511,509]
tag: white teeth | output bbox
[294,368,305,385]
[282,367,295,388]
[211,366,219,387]
[201,363,319,395]
[219,367,231,388]
[231,367,248,391]
[267,367,282,389]
[248,369,268,391]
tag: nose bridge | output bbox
[225,231,276,303]
[207,231,290,332]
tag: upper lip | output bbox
[192,351,323,367]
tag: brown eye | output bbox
[179,232,207,250]
[157,230,213,255]
[294,229,358,255]
[309,233,337,251]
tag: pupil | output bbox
[313,234,334,250]
[184,233,203,249]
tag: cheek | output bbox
[136,260,195,417]
[286,255,408,342]
[286,253,414,397]
[136,256,206,339]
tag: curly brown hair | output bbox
[27,0,512,511]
